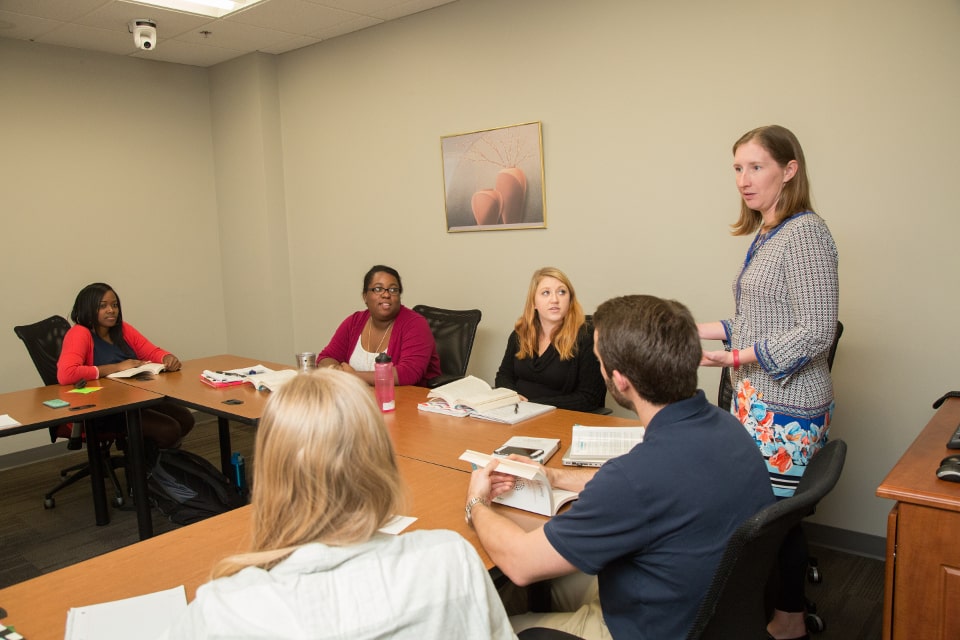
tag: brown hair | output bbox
[212,369,405,578]
[731,125,815,236]
[592,295,700,405]
[514,267,586,360]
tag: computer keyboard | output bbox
[947,423,960,449]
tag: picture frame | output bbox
[440,121,546,232]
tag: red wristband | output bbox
[732,349,740,370]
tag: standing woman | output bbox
[317,265,441,386]
[698,125,838,640]
[57,282,194,449]
[495,267,606,412]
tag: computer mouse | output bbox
[942,455,960,466]
[936,460,960,483]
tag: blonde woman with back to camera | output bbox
[161,370,516,639]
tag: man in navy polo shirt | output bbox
[465,295,774,639]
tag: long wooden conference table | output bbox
[0,355,639,640]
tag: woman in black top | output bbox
[495,267,606,412]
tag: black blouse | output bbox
[494,326,606,412]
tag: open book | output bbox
[107,362,166,379]
[426,375,519,413]
[200,365,297,392]
[459,450,578,516]
[561,424,645,467]
[244,368,298,392]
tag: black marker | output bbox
[69,404,96,411]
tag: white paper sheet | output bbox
[65,585,187,640]
[379,515,417,534]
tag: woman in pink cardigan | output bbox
[317,265,441,386]
[57,282,194,449]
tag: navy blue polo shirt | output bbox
[544,390,774,639]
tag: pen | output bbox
[69,404,96,411]
[214,370,247,377]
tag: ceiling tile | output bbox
[76,0,211,38]
[257,32,319,54]
[226,0,359,34]
[0,0,112,22]
[0,0,458,67]
[0,9,63,40]
[130,37,246,65]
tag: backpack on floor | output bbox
[147,449,247,525]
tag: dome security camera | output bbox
[129,19,157,51]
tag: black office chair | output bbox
[412,305,482,388]
[687,439,847,639]
[582,315,612,415]
[516,440,847,640]
[13,315,128,509]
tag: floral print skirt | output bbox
[731,379,833,498]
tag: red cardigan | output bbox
[57,323,170,385]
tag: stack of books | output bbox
[417,376,555,424]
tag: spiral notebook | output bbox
[469,401,556,425]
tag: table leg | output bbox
[218,416,232,478]
[125,408,153,540]
[84,420,110,526]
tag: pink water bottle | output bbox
[374,352,395,412]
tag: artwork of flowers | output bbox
[440,121,546,232]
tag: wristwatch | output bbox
[464,496,488,526]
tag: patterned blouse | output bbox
[722,211,839,420]
[721,211,839,496]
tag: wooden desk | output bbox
[0,379,164,537]
[113,355,294,476]
[389,386,640,471]
[877,397,960,639]
[0,456,540,640]
[118,356,640,477]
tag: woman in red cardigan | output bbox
[57,282,194,449]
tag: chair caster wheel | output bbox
[807,559,822,584]
[805,612,826,633]
[44,497,56,509]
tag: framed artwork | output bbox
[440,121,546,232]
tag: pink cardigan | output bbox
[318,306,441,386]
[57,323,170,385]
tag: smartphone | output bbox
[494,445,545,460]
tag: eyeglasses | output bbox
[366,286,401,295]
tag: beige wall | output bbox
[2,0,958,540]
[0,39,228,450]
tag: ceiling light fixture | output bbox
[131,0,266,19]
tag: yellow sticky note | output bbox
[68,386,102,394]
